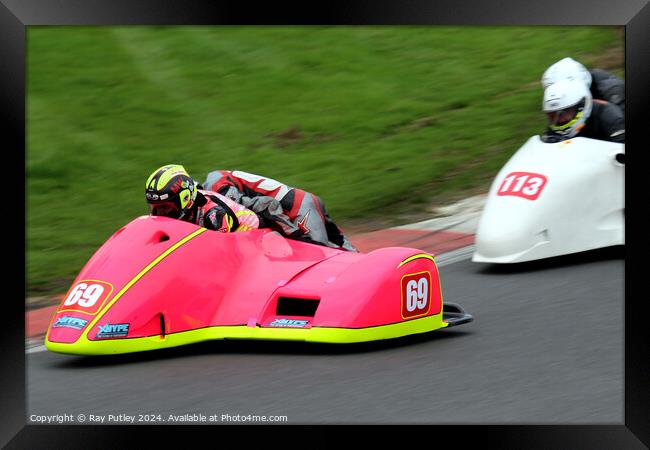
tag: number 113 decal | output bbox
[497,172,548,200]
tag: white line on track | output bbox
[434,245,476,267]
[26,344,48,354]
[25,245,476,354]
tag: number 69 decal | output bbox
[401,271,432,319]
[59,280,113,315]
[497,172,548,200]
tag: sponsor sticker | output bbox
[268,319,309,328]
[96,323,130,338]
[53,316,89,330]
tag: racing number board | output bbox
[401,271,432,319]
[58,280,114,316]
[497,172,547,201]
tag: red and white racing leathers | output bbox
[201,170,357,251]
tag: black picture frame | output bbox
[6,0,648,447]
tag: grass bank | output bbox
[27,26,622,295]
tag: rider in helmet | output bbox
[541,78,624,143]
[145,164,260,232]
[541,57,625,115]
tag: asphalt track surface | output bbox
[27,247,624,425]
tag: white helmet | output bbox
[541,57,592,89]
[542,78,593,139]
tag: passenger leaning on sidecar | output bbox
[145,164,260,232]
[541,78,625,144]
[200,169,358,252]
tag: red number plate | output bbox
[401,271,432,319]
[59,280,114,315]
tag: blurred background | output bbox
[26,26,623,299]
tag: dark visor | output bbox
[547,107,578,126]
[149,201,181,218]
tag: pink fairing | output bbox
[47,216,444,343]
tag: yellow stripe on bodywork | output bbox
[46,313,449,355]
[46,227,208,345]
[397,253,436,268]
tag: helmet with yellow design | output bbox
[145,164,198,219]
[542,78,592,139]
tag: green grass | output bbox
[26,26,622,296]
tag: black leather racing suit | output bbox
[590,69,625,115]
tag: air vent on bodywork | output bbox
[148,231,170,244]
[160,313,166,337]
[276,297,320,317]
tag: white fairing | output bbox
[473,136,624,263]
